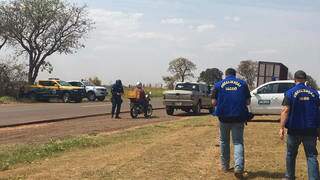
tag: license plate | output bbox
[175,102,182,106]
[258,100,271,105]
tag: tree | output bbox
[237,60,258,89]
[0,0,93,84]
[198,68,223,85]
[307,75,318,90]
[167,57,197,82]
[162,76,176,90]
[0,60,28,97]
[88,76,102,86]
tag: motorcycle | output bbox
[129,92,153,118]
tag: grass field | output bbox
[123,87,166,98]
[0,116,316,179]
[0,96,17,104]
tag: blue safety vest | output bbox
[214,76,249,120]
[285,83,320,130]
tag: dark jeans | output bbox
[111,98,122,117]
[286,135,320,180]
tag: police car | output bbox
[249,80,320,115]
[249,80,295,115]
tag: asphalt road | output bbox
[0,98,164,127]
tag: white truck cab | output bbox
[249,80,295,115]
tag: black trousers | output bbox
[111,98,122,117]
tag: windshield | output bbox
[175,83,199,91]
[57,81,72,86]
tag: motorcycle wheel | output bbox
[130,106,139,119]
[144,104,153,118]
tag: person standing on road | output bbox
[280,70,320,180]
[212,68,251,179]
[111,80,124,119]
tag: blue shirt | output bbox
[283,83,320,136]
[213,76,251,123]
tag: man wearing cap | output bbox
[212,68,252,179]
[280,70,320,180]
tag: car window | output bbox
[175,83,199,91]
[39,81,56,86]
[57,81,71,86]
[278,83,295,93]
[69,82,83,87]
[257,83,279,94]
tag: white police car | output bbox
[249,80,295,115]
[249,80,320,115]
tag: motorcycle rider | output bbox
[134,82,148,116]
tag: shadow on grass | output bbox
[174,112,210,117]
[245,171,285,179]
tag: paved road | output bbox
[0,98,164,127]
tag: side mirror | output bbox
[252,90,258,95]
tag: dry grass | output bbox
[0,115,317,180]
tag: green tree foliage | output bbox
[198,68,223,85]
[306,75,318,90]
[0,0,93,84]
[88,76,102,86]
[167,57,197,82]
[237,60,258,89]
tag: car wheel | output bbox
[192,102,201,114]
[166,106,174,116]
[97,96,105,102]
[62,93,70,103]
[87,91,96,101]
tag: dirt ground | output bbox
[0,115,316,180]
[0,109,197,145]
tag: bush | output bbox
[0,96,16,104]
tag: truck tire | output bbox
[87,91,96,101]
[62,93,70,103]
[192,102,201,114]
[97,96,105,102]
[166,106,174,116]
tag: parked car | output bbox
[249,80,296,115]
[68,81,108,101]
[24,78,85,103]
[163,82,213,115]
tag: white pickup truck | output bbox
[249,80,320,115]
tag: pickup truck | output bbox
[249,80,320,115]
[24,79,85,103]
[163,82,213,115]
[68,81,108,101]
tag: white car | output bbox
[68,81,108,101]
[249,80,320,115]
[249,80,295,115]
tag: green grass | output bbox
[0,96,17,104]
[123,87,166,98]
[0,117,205,171]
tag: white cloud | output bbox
[224,16,241,22]
[89,9,144,39]
[204,40,236,51]
[127,32,185,42]
[161,18,185,25]
[195,24,216,32]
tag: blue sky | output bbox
[36,0,320,85]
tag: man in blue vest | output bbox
[212,68,251,179]
[280,70,320,180]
